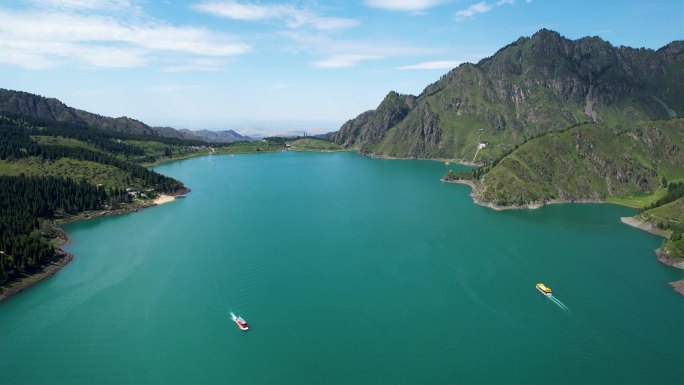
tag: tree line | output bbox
[1,113,208,149]
[0,118,184,192]
[0,175,133,284]
[0,114,189,285]
[643,182,684,211]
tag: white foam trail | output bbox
[548,295,569,311]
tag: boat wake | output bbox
[548,295,569,312]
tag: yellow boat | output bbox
[536,283,552,296]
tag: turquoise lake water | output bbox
[0,151,682,384]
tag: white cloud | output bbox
[281,31,433,69]
[312,54,382,68]
[0,9,250,70]
[30,0,133,10]
[454,0,515,21]
[193,1,281,20]
[161,59,226,72]
[161,66,221,73]
[398,60,462,70]
[193,1,358,31]
[130,25,249,56]
[455,2,492,20]
[267,83,296,91]
[77,46,148,68]
[364,0,447,11]
[151,84,208,93]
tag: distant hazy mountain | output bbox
[178,129,250,143]
[333,29,683,162]
[314,132,336,140]
[152,126,206,141]
[0,88,198,140]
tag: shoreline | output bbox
[0,145,338,303]
[669,281,684,296]
[619,216,672,239]
[621,218,684,294]
[656,249,684,270]
[442,177,684,295]
[141,151,211,167]
[4,151,681,301]
[0,251,73,304]
[657,250,684,296]
[0,187,190,304]
[441,178,566,211]
[364,152,484,167]
[153,194,176,205]
[442,177,631,211]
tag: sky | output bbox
[0,0,682,135]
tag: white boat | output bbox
[230,312,249,331]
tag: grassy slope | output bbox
[33,134,211,165]
[33,135,101,152]
[646,196,684,223]
[644,197,684,260]
[286,138,342,151]
[123,139,204,162]
[216,140,285,154]
[471,119,683,207]
[18,135,213,185]
[7,134,292,183]
[1,157,142,190]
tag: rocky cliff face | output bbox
[331,91,416,149]
[333,29,684,162]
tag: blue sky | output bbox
[0,0,682,135]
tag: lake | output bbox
[0,151,682,384]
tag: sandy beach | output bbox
[154,194,176,205]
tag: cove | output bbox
[0,151,682,384]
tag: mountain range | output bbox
[332,29,683,163]
[179,129,249,142]
[0,89,249,143]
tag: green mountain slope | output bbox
[641,185,684,261]
[334,29,683,162]
[447,118,683,207]
[286,137,342,151]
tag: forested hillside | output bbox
[0,176,131,283]
[0,112,197,287]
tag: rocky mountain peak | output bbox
[332,29,683,162]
